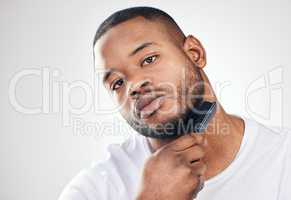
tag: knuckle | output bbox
[171,135,197,151]
[193,146,206,160]
[183,165,192,175]
[188,176,200,188]
[192,161,207,175]
[197,146,206,158]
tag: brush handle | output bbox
[193,101,217,133]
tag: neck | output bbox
[147,103,245,180]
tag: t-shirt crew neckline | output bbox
[141,116,257,187]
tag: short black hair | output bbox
[93,6,185,47]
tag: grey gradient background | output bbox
[0,0,290,199]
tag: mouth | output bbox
[134,94,166,120]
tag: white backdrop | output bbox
[1,0,290,199]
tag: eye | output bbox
[111,79,124,91]
[141,55,158,67]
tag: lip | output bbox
[134,94,165,119]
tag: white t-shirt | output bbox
[59,118,291,200]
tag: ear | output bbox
[183,35,207,68]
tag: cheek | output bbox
[153,64,185,95]
[113,89,132,115]
[150,60,187,108]
[119,100,133,121]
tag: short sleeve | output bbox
[58,166,118,200]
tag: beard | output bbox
[125,68,215,140]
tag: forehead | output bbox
[94,17,171,70]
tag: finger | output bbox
[190,160,207,177]
[178,145,205,164]
[191,175,205,199]
[168,134,204,152]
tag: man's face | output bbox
[94,17,205,138]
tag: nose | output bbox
[129,80,151,99]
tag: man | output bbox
[59,7,291,200]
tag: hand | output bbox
[136,134,207,200]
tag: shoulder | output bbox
[239,117,291,165]
[244,117,291,146]
[255,120,291,146]
[58,134,150,200]
[259,124,291,198]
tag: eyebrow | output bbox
[103,42,156,84]
[102,69,114,84]
[129,42,155,57]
